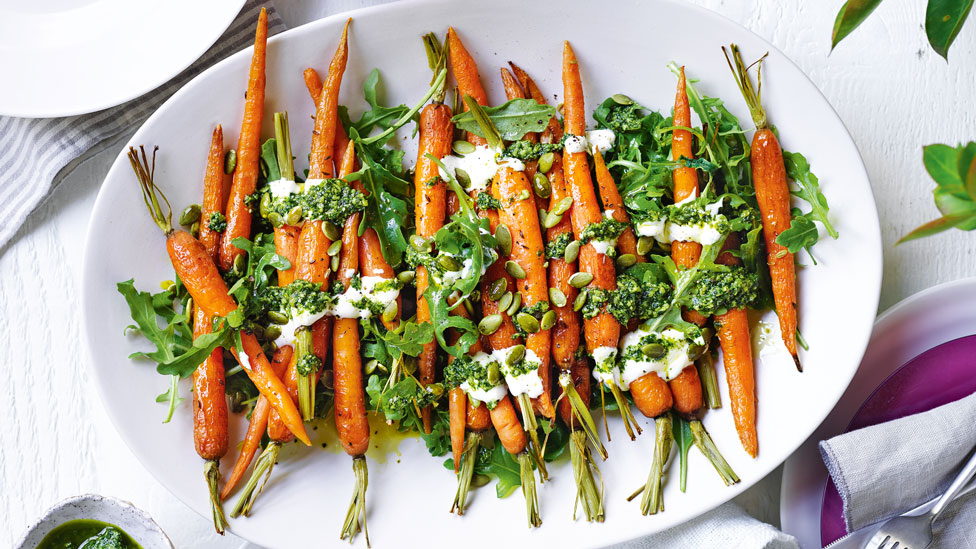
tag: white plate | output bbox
[0,0,244,118]
[81,0,882,546]
[780,277,976,547]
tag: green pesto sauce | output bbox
[475,192,502,211]
[37,520,140,549]
[444,354,498,393]
[579,218,628,244]
[263,279,333,316]
[296,354,323,376]
[581,275,671,323]
[206,212,227,233]
[520,300,550,319]
[669,201,729,233]
[502,140,563,161]
[302,179,367,226]
[687,267,760,316]
[502,354,538,378]
[619,332,679,363]
[545,232,574,259]
[602,103,644,133]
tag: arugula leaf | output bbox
[260,138,282,182]
[672,414,694,492]
[831,0,885,49]
[925,0,974,59]
[340,69,412,137]
[775,216,820,255]
[118,279,178,364]
[775,151,838,257]
[452,98,557,141]
[902,141,976,242]
[155,329,233,377]
[487,442,523,498]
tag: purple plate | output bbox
[820,334,976,545]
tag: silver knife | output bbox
[821,478,976,548]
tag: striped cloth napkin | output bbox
[0,0,285,250]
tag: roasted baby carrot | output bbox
[219,9,267,272]
[446,27,488,146]
[130,146,309,446]
[449,388,467,473]
[198,126,225,261]
[726,44,800,370]
[192,302,228,533]
[593,150,641,260]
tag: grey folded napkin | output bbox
[613,501,798,548]
[0,0,285,251]
[820,391,976,547]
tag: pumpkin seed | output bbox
[452,140,476,155]
[463,298,475,316]
[259,193,271,217]
[616,254,637,269]
[224,149,237,174]
[267,311,289,325]
[505,260,526,279]
[495,224,512,256]
[409,234,428,251]
[488,278,508,301]
[233,253,246,274]
[322,221,341,241]
[285,205,303,226]
[330,254,340,272]
[438,254,462,271]
[498,292,513,312]
[179,204,201,226]
[517,312,540,333]
[553,196,573,215]
[538,152,555,174]
[365,359,380,375]
[532,172,551,199]
[543,210,563,229]
[506,293,522,316]
[479,314,503,335]
[573,289,588,312]
[540,310,557,330]
[612,93,634,105]
[564,240,580,263]
[538,208,548,227]
[569,272,593,288]
[487,361,501,385]
[397,270,415,285]
[472,474,491,487]
[637,235,654,256]
[402,356,418,375]
[549,287,567,308]
[268,212,284,228]
[506,345,526,365]
[642,343,666,359]
[327,240,342,257]
[455,168,471,188]
[427,382,445,399]
[382,300,398,323]
[263,324,282,341]
[190,221,200,239]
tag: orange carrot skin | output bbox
[449,388,466,473]
[268,351,300,443]
[593,151,641,260]
[562,43,619,354]
[490,395,527,455]
[309,19,349,179]
[220,345,293,500]
[557,357,591,428]
[219,9,267,272]
[446,27,488,146]
[192,305,228,461]
[198,126,225,261]
[274,225,301,286]
[752,128,798,359]
[546,156,581,370]
[630,371,674,419]
[334,317,369,456]
[413,103,453,433]
[669,366,703,417]
[165,230,309,445]
[494,168,553,418]
[466,400,491,431]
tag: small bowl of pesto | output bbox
[15,494,173,549]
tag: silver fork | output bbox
[866,447,976,549]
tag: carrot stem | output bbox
[518,452,542,528]
[204,459,228,534]
[516,392,548,481]
[608,382,641,440]
[569,430,604,522]
[451,431,482,515]
[340,456,370,546]
[558,372,607,460]
[639,415,673,515]
[295,327,317,421]
[273,112,294,180]
[230,441,281,518]
[690,420,740,486]
[697,352,721,410]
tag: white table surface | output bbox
[2,0,975,547]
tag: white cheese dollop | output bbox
[504,348,544,398]
[564,135,587,154]
[618,327,701,386]
[591,346,621,388]
[269,178,302,200]
[460,351,508,405]
[274,307,331,348]
[333,276,400,320]
[585,129,616,155]
[438,145,525,194]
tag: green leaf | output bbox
[542,422,570,462]
[155,328,232,378]
[776,216,820,254]
[118,280,176,364]
[487,442,522,498]
[958,142,976,200]
[899,212,976,243]
[783,151,839,239]
[832,0,885,49]
[672,414,694,492]
[344,69,412,136]
[925,0,974,59]
[354,140,414,268]
[451,98,557,142]
[260,138,282,182]
[925,143,964,192]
